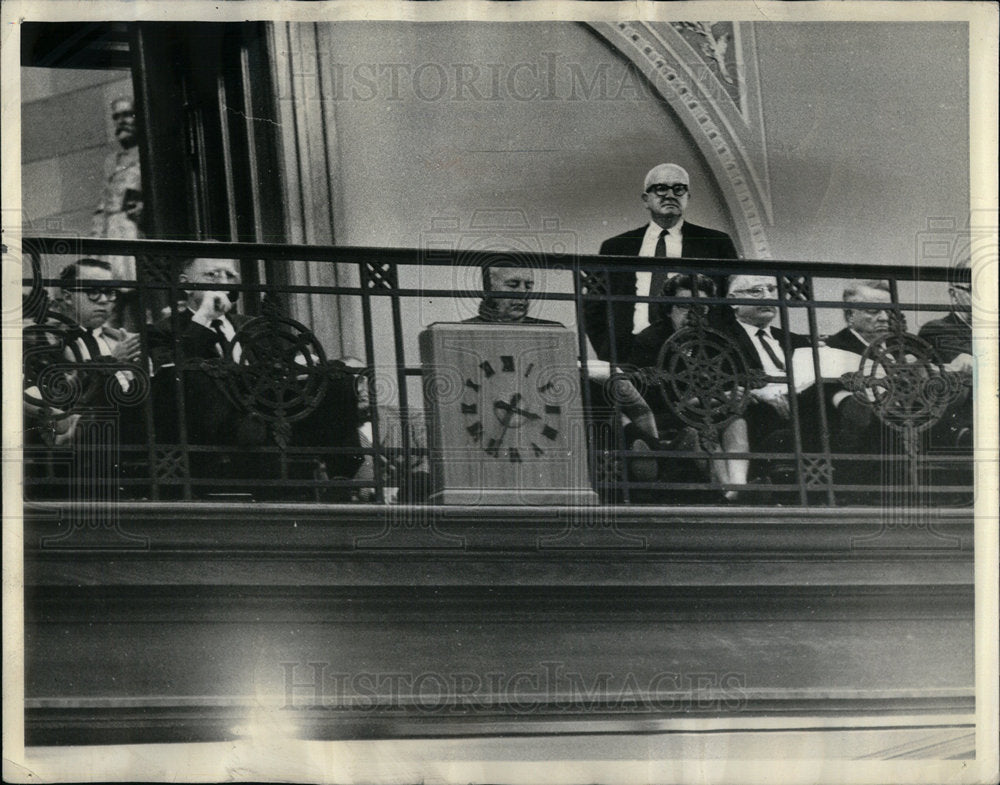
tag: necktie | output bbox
[756,328,785,372]
[210,319,230,357]
[648,230,670,323]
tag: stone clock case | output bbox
[419,323,599,505]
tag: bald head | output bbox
[644,163,689,191]
[641,163,690,229]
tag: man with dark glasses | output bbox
[585,162,739,364]
[22,259,144,498]
[56,258,141,362]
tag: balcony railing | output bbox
[21,236,973,509]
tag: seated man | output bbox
[823,279,894,436]
[820,279,905,497]
[147,255,362,499]
[465,259,661,492]
[918,266,973,455]
[23,259,145,498]
[720,274,810,490]
[338,355,431,504]
[628,273,752,501]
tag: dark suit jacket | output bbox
[918,312,973,449]
[824,326,868,356]
[147,309,361,493]
[918,312,971,363]
[718,319,810,447]
[626,319,677,370]
[724,320,810,372]
[585,221,738,362]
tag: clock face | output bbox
[460,353,565,462]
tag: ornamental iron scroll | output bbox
[841,331,972,489]
[205,315,357,449]
[23,310,150,426]
[841,332,969,435]
[652,320,765,440]
[214,315,328,421]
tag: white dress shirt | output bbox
[634,220,684,333]
[190,308,242,362]
[736,319,787,378]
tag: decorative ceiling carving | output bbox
[587,21,774,260]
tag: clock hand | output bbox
[491,393,522,449]
[494,394,541,423]
[493,393,522,419]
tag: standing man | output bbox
[93,97,143,329]
[586,163,739,362]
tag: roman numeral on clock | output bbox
[501,355,515,372]
[461,402,477,414]
[467,421,483,442]
[479,360,495,378]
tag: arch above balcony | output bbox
[586,21,774,260]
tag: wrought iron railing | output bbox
[21,236,973,507]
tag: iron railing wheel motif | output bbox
[653,322,763,439]
[842,330,972,489]
[23,307,149,432]
[205,315,354,448]
[842,332,970,436]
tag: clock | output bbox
[419,323,598,505]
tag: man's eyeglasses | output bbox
[730,284,778,299]
[952,283,972,293]
[198,269,240,283]
[73,287,119,302]
[646,183,689,197]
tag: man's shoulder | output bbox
[824,327,863,353]
[150,310,192,334]
[774,326,811,349]
[461,316,563,326]
[919,312,966,336]
[599,226,647,254]
[681,221,733,241]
